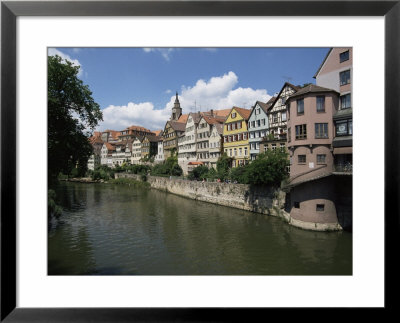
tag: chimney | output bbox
[210,109,214,116]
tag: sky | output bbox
[48,47,330,132]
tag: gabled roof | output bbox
[268,82,300,111]
[177,114,189,124]
[169,120,186,132]
[145,134,162,142]
[127,125,153,133]
[233,107,252,120]
[288,84,338,99]
[152,130,163,136]
[201,114,225,126]
[133,135,144,142]
[104,142,116,151]
[214,123,224,135]
[313,48,333,79]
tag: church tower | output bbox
[171,91,182,121]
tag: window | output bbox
[243,133,248,140]
[257,120,261,127]
[251,121,255,128]
[282,111,287,121]
[237,121,242,129]
[256,108,260,115]
[340,50,349,63]
[250,132,255,139]
[316,204,325,212]
[231,112,236,118]
[256,142,260,149]
[234,148,237,156]
[295,124,307,140]
[294,202,300,208]
[280,143,285,152]
[281,97,287,105]
[261,131,265,137]
[316,96,325,112]
[317,154,326,164]
[297,99,304,115]
[244,147,248,156]
[255,132,259,138]
[315,123,328,138]
[262,119,266,126]
[264,145,268,152]
[273,114,278,123]
[248,122,251,129]
[298,155,306,163]
[340,93,351,109]
[272,144,276,151]
[239,148,242,156]
[340,70,351,85]
[336,119,353,136]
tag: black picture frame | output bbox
[1,0,398,321]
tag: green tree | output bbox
[244,150,289,186]
[216,153,233,180]
[188,165,209,181]
[48,55,103,183]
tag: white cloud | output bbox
[48,48,83,77]
[142,48,175,61]
[98,102,170,132]
[165,89,172,94]
[97,71,271,132]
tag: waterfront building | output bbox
[163,92,188,159]
[124,140,133,164]
[131,136,144,164]
[248,98,275,160]
[178,112,202,174]
[222,107,251,167]
[100,142,116,166]
[197,113,225,167]
[155,136,165,163]
[141,134,161,161]
[87,132,104,170]
[267,83,299,139]
[112,141,130,166]
[101,130,120,143]
[209,123,224,169]
[118,125,154,141]
[314,47,353,173]
[286,84,341,229]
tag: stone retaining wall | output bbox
[115,173,289,220]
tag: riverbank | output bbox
[62,174,343,232]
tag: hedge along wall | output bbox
[115,173,290,221]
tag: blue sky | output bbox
[49,47,330,132]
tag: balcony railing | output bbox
[334,162,352,173]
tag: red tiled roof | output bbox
[233,107,252,120]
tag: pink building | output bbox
[314,47,353,173]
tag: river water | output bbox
[48,182,352,275]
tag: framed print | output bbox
[1,0,398,321]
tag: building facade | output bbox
[286,84,341,229]
[314,47,353,174]
[222,107,251,167]
[248,99,274,160]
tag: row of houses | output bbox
[87,47,352,230]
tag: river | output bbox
[48,182,352,275]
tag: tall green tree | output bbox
[48,55,103,183]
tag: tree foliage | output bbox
[216,153,233,180]
[48,55,103,183]
[243,150,289,186]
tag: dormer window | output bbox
[231,112,236,118]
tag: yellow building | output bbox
[222,107,251,167]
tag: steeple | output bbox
[171,91,182,121]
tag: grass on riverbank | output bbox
[108,177,151,188]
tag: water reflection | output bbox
[49,182,352,275]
